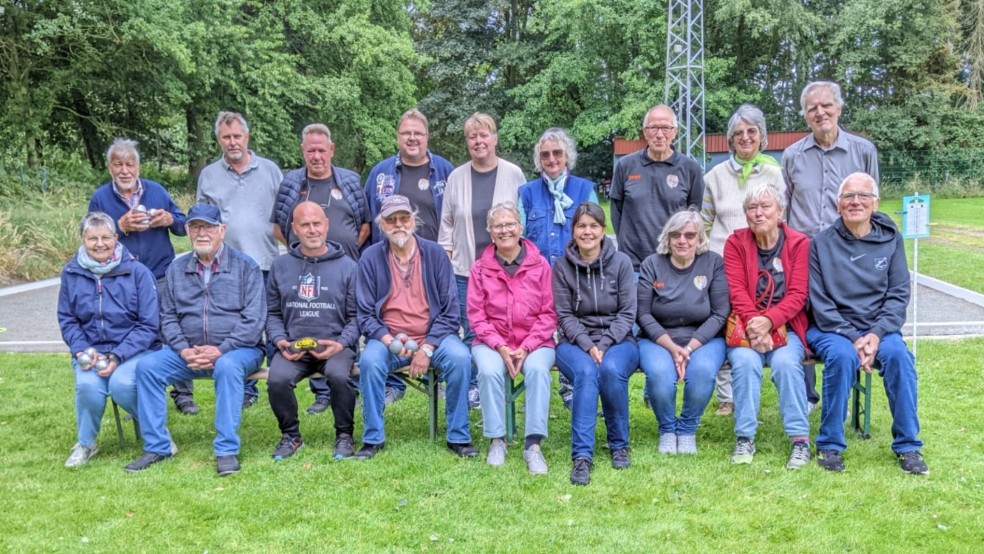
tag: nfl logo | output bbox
[298,273,320,301]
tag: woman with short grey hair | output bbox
[57,212,161,467]
[700,104,786,416]
[637,209,728,455]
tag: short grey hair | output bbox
[302,123,333,144]
[79,212,117,237]
[642,104,679,128]
[486,202,522,231]
[742,183,788,213]
[656,209,709,255]
[105,138,140,165]
[214,111,250,137]
[837,172,880,199]
[533,128,578,173]
[398,109,429,132]
[727,104,769,154]
[799,81,845,116]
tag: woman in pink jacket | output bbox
[467,201,557,475]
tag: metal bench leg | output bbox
[427,368,438,441]
[112,400,126,448]
[852,369,872,439]
[506,376,526,444]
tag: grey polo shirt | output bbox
[610,149,704,269]
[782,128,879,238]
[197,151,283,270]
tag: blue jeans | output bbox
[359,336,472,445]
[454,275,475,347]
[474,344,554,439]
[556,340,639,461]
[136,346,263,456]
[808,329,922,454]
[640,338,724,436]
[73,351,148,447]
[728,332,808,439]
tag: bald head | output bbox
[291,201,329,255]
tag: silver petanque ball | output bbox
[93,356,111,372]
[388,340,404,355]
[148,208,159,218]
[404,339,419,353]
[133,205,148,215]
[395,333,408,343]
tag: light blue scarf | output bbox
[545,171,573,225]
[76,243,123,276]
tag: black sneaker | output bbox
[447,442,479,458]
[354,442,385,460]
[334,433,355,459]
[216,455,241,476]
[173,394,199,416]
[611,448,631,469]
[817,449,846,472]
[897,451,929,475]
[242,394,259,410]
[272,434,303,461]
[306,396,331,415]
[570,457,592,486]
[124,452,172,473]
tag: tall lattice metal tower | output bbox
[664,0,706,166]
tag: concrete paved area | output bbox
[1,275,982,354]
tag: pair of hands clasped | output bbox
[853,332,881,373]
[118,209,173,234]
[497,345,529,379]
[180,345,224,370]
[744,315,776,354]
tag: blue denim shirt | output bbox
[518,174,598,265]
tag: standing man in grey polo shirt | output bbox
[783,81,880,238]
[783,81,880,411]
[197,111,283,410]
[610,105,704,271]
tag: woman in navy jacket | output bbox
[57,212,160,467]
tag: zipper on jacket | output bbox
[97,277,106,342]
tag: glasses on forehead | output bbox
[384,214,412,225]
[839,192,877,202]
[399,131,427,139]
[539,149,565,160]
[491,222,518,233]
[668,231,698,240]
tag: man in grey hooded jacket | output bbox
[806,172,927,475]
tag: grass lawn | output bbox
[879,197,984,294]
[2,339,981,552]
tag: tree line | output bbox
[2,0,982,187]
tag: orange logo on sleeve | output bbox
[627,174,641,180]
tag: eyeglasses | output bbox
[491,222,519,232]
[539,149,565,160]
[731,128,759,138]
[668,231,698,240]
[398,131,427,139]
[643,125,676,135]
[383,214,412,225]
[188,224,221,234]
[839,192,877,202]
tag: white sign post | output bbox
[901,194,930,358]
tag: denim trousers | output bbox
[728,332,808,440]
[359,336,472,445]
[473,344,554,439]
[267,349,357,438]
[556,340,639,461]
[808,329,922,454]
[136,346,263,456]
[639,338,725,436]
[73,351,149,447]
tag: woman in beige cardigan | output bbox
[700,104,785,416]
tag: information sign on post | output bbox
[900,194,930,358]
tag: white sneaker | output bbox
[486,439,507,467]
[523,445,548,475]
[677,434,697,455]
[658,433,677,454]
[65,443,98,467]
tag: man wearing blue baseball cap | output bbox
[126,203,266,476]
